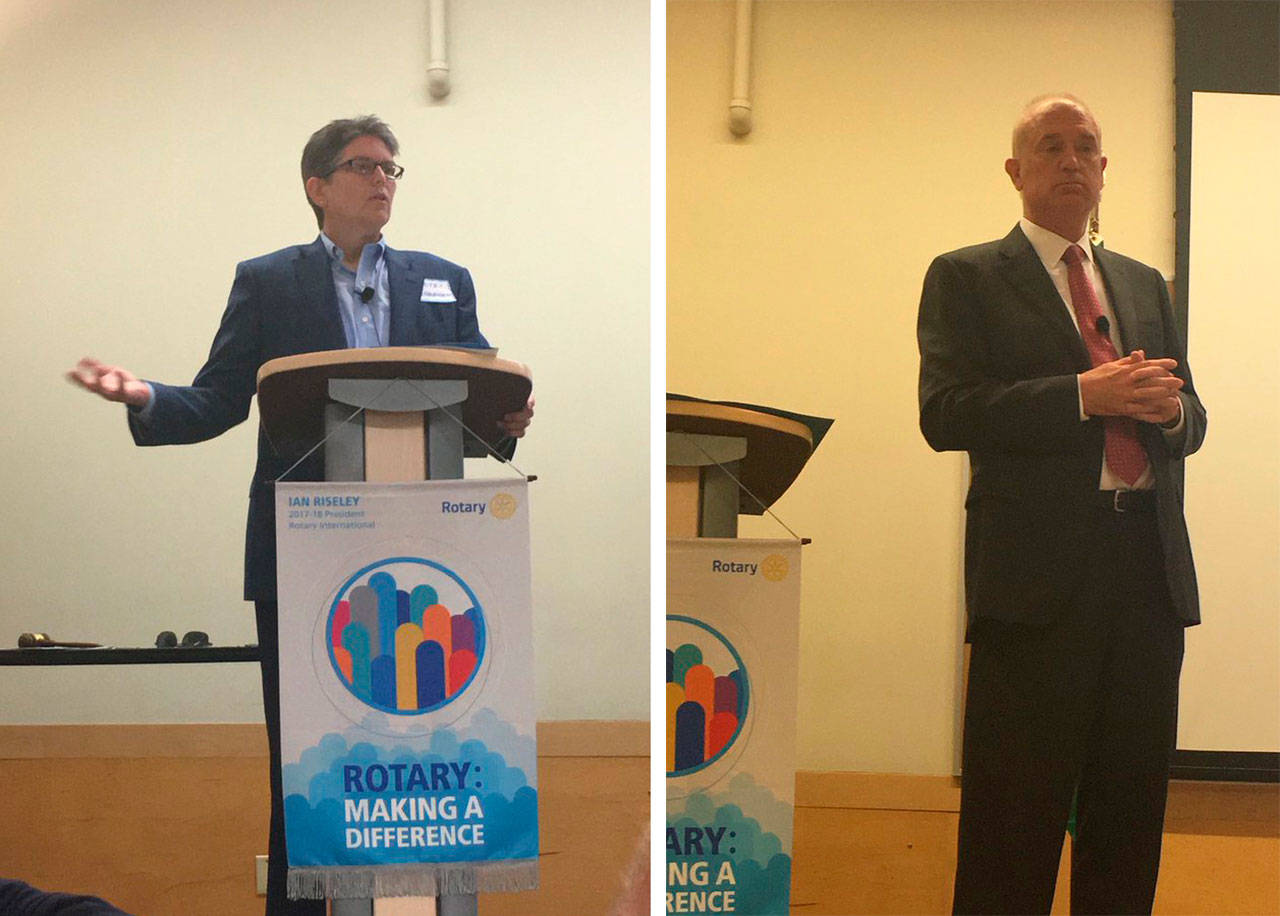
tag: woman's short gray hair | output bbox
[301,115,399,229]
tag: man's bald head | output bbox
[1011,94,1102,158]
[1004,94,1107,240]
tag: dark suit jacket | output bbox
[128,238,492,600]
[917,225,1206,629]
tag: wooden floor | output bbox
[790,779,1280,915]
[3,734,1275,915]
[0,724,648,916]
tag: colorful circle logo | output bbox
[666,615,749,777]
[326,557,486,715]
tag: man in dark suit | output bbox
[917,95,1205,915]
[69,116,533,915]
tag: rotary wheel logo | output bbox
[761,553,789,581]
[326,557,486,715]
[666,615,749,777]
[489,492,518,519]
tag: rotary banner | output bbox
[667,538,802,916]
[275,478,538,900]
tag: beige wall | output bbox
[668,0,1176,774]
[0,0,649,724]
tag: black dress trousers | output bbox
[952,505,1185,916]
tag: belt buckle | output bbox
[1113,490,1126,513]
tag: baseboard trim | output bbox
[794,769,1279,837]
[1171,749,1279,783]
[796,771,962,812]
[0,724,268,759]
[0,720,648,760]
[539,720,647,757]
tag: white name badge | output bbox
[421,278,457,303]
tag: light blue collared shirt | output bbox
[319,233,391,349]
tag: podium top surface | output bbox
[257,347,532,457]
[666,398,814,513]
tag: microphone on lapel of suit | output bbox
[360,287,374,303]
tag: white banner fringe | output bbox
[287,859,539,899]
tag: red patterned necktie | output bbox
[1062,244,1148,486]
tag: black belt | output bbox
[1097,489,1157,513]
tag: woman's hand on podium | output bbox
[500,395,534,438]
[66,357,151,408]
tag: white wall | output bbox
[0,0,649,724]
[1181,91,1280,752]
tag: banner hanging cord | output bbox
[676,432,807,543]
[274,375,530,483]
[275,382,389,483]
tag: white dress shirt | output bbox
[1019,218,1183,490]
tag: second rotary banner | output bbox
[667,537,803,916]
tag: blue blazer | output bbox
[129,238,492,599]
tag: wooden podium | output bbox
[665,396,824,913]
[258,346,531,482]
[257,346,532,916]
[666,397,815,537]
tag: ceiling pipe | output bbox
[427,0,450,99]
[729,0,753,136]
